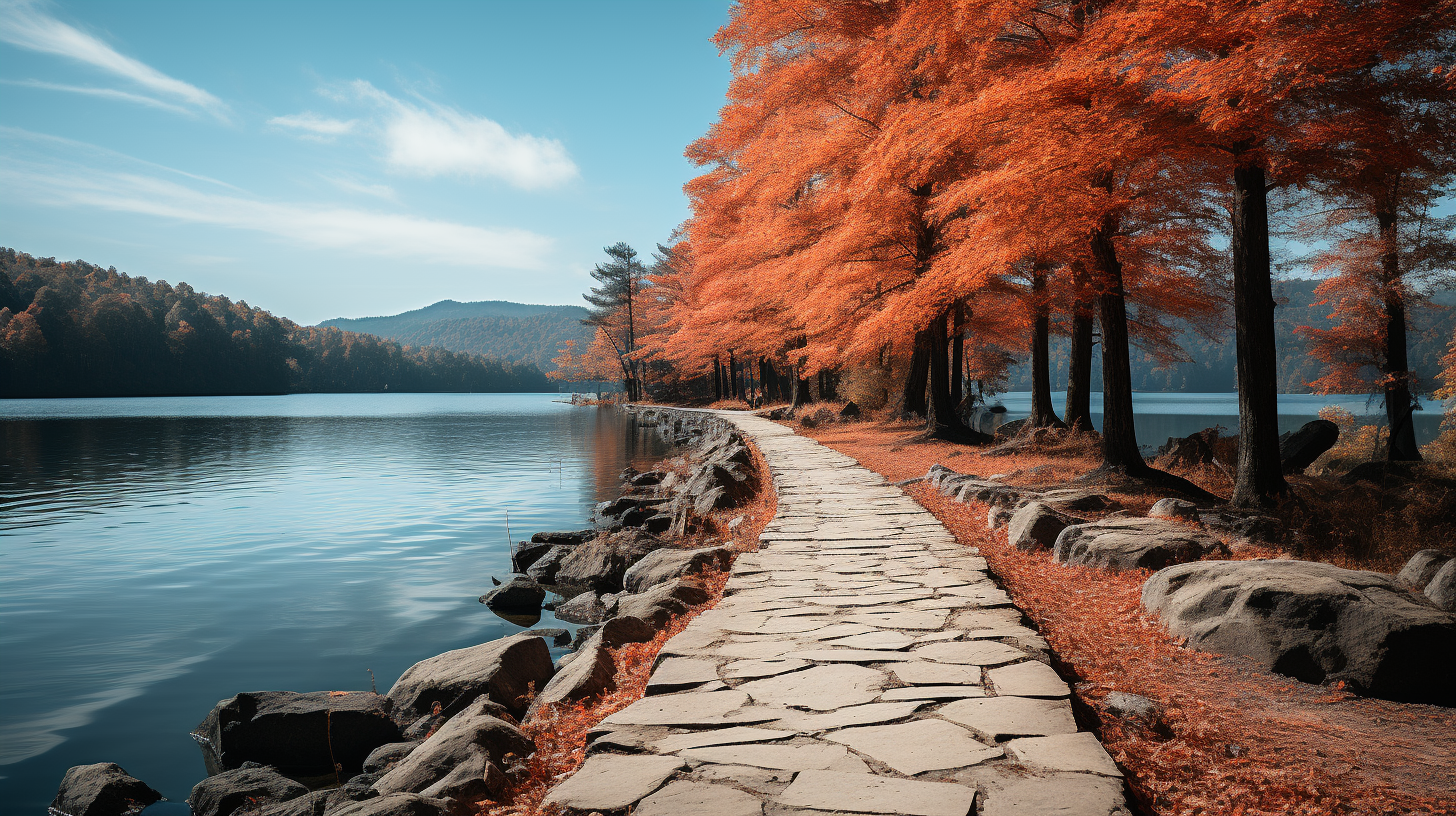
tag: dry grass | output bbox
[480,434,777,816]
[801,420,1456,816]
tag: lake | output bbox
[989,391,1446,450]
[0,394,671,814]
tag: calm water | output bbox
[0,394,670,814]
[993,391,1445,451]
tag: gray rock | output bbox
[635,781,762,816]
[530,529,595,545]
[1100,691,1171,737]
[386,632,554,721]
[524,627,572,646]
[1143,559,1456,704]
[598,614,658,647]
[193,691,400,778]
[478,576,545,613]
[50,763,161,816]
[188,767,308,816]
[554,528,667,592]
[623,545,733,593]
[614,579,709,628]
[510,541,554,574]
[693,485,729,516]
[524,545,573,584]
[553,591,610,624]
[1427,558,1456,612]
[362,741,420,775]
[776,769,975,816]
[327,794,450,816]
[1036,489,1123,513]
[1054,517,1228,571]
[246,790,331,816]
[975,772,1129,816]
[987,505,1013,530]
[1280,419,1339,474]
[1148,498,1199,521]
[1158,429,1217,467]
[373,697,530,801]
[1007,502,1073,552]
[526,630,616,719]
[1398,549,1454,591]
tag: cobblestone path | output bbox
[544,413,1129,816]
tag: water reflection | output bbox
[0,395,669,813]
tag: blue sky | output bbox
[0,0,731,324]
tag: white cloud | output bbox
[348,80,578,189]
[0,1,225,117]
[2,161,554,270]
[268,112,357,140]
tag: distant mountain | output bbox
[1005,278,1455,395]
[320,300,594,371]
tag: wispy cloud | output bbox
[0,1,225,118]
[2,161,554,270]
[0,78,192,115]
[323,175,397,201]
[346,80,578,189]
[268,112,357,141]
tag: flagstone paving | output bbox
[544,412,1130,815]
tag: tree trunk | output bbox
[951,300,965,409]
[713,356,722,401]
[791,337,812,409]
[1378,207,1422,461]
[759,357,772,403]
[926,311,952,432]
[902,329,930,417]
[1066,262,1095,431]
[1230,160,1290,506]
[1030,266,1066,428]
[728,350,738,400]
[1090,217,1145,472]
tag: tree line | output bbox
[0,249,551,397]
[567,0,1456,510]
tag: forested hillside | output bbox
[321,300,593,372]
[1004,278,1454,396]
[0,249,550,397]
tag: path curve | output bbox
[544,412,1130,816]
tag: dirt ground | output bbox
[801,419,1456,816]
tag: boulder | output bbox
[1098,692,1172,738]
[194,691,400,777]
[1007,502,1073,552]
[554,591,611,625]
[374,696,529,802]
[1279,419,1339,474]
[692,486,729,517]
[1036,489,1123,514]
[987,505,1013,530]
[526,630,616,719]
[1158,429,1217,467]
[387,633,554,721]
[994,418,1027,440]
[614,581,709,628]
[530,529,595,545]
[479,576,545,613]
[630,470,666,488]
[1427,559,1456,612]
[511,542,554,574]
[50,763,161,816]
[328,793,450,816]
[554,529,667,593]
[1054,517,1228,572]
[1198,511,1283,543]
[363,741,420,775]
[1143,559,1456,704]
[642,513,673,535]
[1397,549,1454,592]
[1147,498,1199,522]
[525,627,572,647]
[247,789,332,816]
[839,401,861,419]
[525,545,574,584]
[188,766,308,816]
[623,546,733,593]
[597,614,660,647]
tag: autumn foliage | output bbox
[603,1,1456,502]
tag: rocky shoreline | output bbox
[49,407,763,816]
[925,463,1456,706]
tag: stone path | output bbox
[544,413,1130,816]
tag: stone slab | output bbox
[886,661,982,685]
[652,727,796,754]
[775,769,977,816]
[824,719,1002,775]
[1005,733,1123,777]
[912,641,1027,666]
[937,696,1079,740]
[679,741,851,771]
[635,781,765,816]
[542,753,686,811]
[986,661,1069,698]
[738,664,886,710]
[879,685,985,701]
